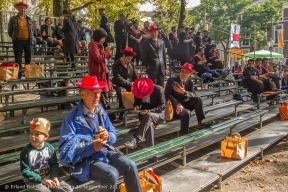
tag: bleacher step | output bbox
[161,120,288,192]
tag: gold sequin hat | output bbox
[30,118,51,134]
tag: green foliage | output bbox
[240,0,285,49]
[150,0,193,33]
[189,0,285,50]
[189,0,251,49]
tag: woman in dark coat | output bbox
[193,48,210,76]
[177,31,192,65]
[128,20,142,65]
[208,44,223,69]
[242,59,264,102]
[168,26,178,61]
[41,17,58,55]
[62,9,79,66]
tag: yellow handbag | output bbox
[221,133,248,160]
[121,92,135,109]
[165,100,173,121]
[120,168,162,192]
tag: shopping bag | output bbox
[279,101,288,120]
[120,168,162,192]
[121,92,135,109]
[0,62,19,80]
[0,104,5,121]
[25,62,44,79]
[224,74,235,82]
[221,133,248,160]
[165,100,173,121]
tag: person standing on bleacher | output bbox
[141,25,167,87]
[8,1,34,79]
[62,9,79,67]
[112,47,138,120]
[165,63,206,132]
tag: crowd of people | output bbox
[7,1,288,192]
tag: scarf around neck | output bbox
[45,23,53,37]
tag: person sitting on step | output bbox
[165,63,206,132]
[112,47,138,120]
[124,78,165,152]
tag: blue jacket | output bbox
[77,27,90,41]
[58,100,117,166]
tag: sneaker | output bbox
[124,138,138,149]
[118,114,124,120]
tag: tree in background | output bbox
[189,0,285,51]
[240,0,285,50]
[150,0,193,33]
[189,0,251,51]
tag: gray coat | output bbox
[62,15,79,53]
[8,14,34,44]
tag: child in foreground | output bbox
[20,118,73,192]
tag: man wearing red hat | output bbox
[59,76,141,192]
[124,78,165,156]
[8,1,34,79]
[165,63,206,132]
[141,25,167,86]
[112,47,138,120]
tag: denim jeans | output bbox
[90,150,141,192]
[33,38,47,52]
[13,39,32,78]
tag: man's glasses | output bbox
[86,90,101,96]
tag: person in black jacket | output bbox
[124,78,165,150]
[41,17,59,55]
[99,8,110,48]
[114,13,130,60]
[55,16,64,40]
[141,25,167,86]
[165,63,205,133]
[112,47,138,120]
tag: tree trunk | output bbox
[0,4,3,43]
[177,0,185,33]
[53,0,64,17]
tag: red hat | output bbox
[180,63,195,73]
[75,76,107,90]
[148,25,160,31]
[132,78,154,98]
[121,47,137,55]
[14,2,29,9]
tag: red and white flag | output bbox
[230,23,241,49]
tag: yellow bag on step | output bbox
[121,92,134,109]
[221,133,248,160]
[120,168,162,192]
[25,62,44,79]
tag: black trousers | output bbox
[13,40,32,79]
[134,112,163,147]
[65,53,75,68]
[100,92,116,121]
[148,70,164,87]
[243,79,264,100]
[174,97,205,134]
[115,38,126,61]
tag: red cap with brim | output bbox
[121,47,137,56]
[76,76,107,90]
[14,2,29,9]
[148,25,160,31]
[180,62,196,73]
[132,78,154,98]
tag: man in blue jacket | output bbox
[58,76,141,192]
[32,21,47,53]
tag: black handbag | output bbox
[107,32,114,43]
[270,75,281,81]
